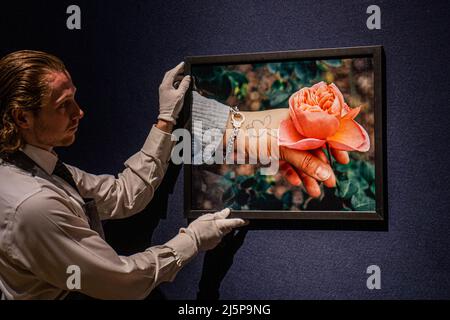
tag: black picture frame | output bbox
[183,45,386,230]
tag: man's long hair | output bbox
[0,50,66,155]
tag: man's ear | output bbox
[11,108,34,130]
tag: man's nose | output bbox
[73,101,84,120]
[78,107,85,119]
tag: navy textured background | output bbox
[1,0,450,299]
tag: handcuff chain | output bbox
[225,105,245,160]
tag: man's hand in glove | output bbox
[158,62,191,125]
[181,208,248,251]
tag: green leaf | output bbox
[239,83,248,99]
[235,175,247,184]
[271,79,285,91]
[226,71,248,100]
[281,191,293,210]
[322,59,343,67]
[223,171,235,181]
[370,183,376,196]
[279,64,294,79]
[294,63,306,80]
[269,92,290,107]
[355,177,369,190]
[360,161,375,183]
[267,63,281,73]
[315,62,328,72]
[226,71,248,84]
[253,63,266,69]
[338,180,358,199]
[229,202,241,210]
[231,185,240,196]
[351,192,376,211]
[255,178,271,192]
[294,61,320,84]
[334,186,340,198]
[347,169,360,181]
[223,195,236,208]
[222,187,234,203]
[334,162,351,173]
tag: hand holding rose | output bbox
[226,108,350,198]
[226,81,370,198]
[278,81,370,197]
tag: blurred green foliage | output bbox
[333,154,376,211]
[220,170,283,210]
[192,59,342,108]
[192,65,248,101]
[219,153,376,212]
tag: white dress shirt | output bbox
[0,125,198,300]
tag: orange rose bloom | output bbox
[279,81,370,152]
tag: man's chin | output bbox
[58,134,76,147]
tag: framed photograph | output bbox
[184,46,385,225]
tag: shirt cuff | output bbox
[165,232,198,267]
[141,125,176,164]
[191,91,231,164]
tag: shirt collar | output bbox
[21,144,59,176]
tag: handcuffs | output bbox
[225,105,245,160]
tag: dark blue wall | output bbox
[1,0,449,299]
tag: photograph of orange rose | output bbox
[186,46,384,221]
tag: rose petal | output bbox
[279,119,302,141]
[342,106,361,120]
[282,138,327,150]
[329,83,346,108]
[326,119,370,152]
[291,107,340,139]
[330,95,341,115]
[279,119,326,150]
[311,81,326,91]
[289,106,303,134]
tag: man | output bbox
[0,50,246,299]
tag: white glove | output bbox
[158,62,191,125]
[181,208,248,251]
